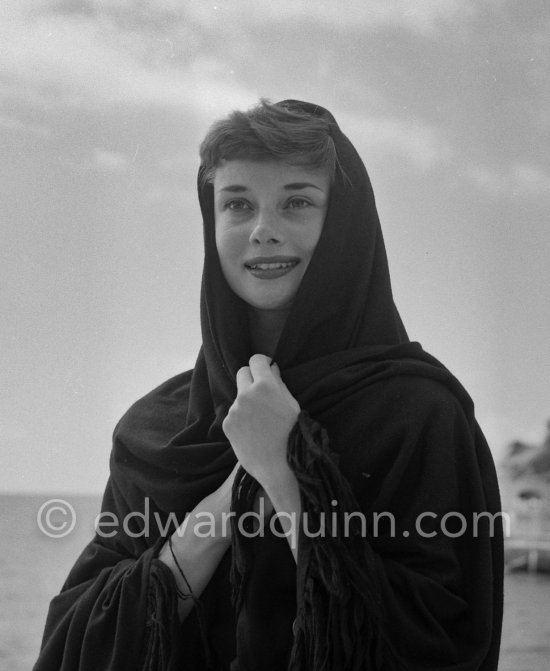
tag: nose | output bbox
[249,209,281,245]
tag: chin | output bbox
[245,293,295,312]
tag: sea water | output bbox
[0,493,101,671]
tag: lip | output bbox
[244,255,300,280]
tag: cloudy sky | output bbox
[2,0,549,494]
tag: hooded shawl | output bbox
[34,101,503,671]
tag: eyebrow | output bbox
[218,182,325,193]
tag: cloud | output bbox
[0,1,258,116]
[0,0,486,118]
[466,162,550,198]
[464,165,503,193]
[92,148,131,172]
[56,146,131,173]
[512,163,550,196]
[144,184,193,208]
[184,0,479,35]
[0,422,32,444]
[338,112,452,170]
[38,0,479,34]
[0,113,51,137]
[0,0,516,178]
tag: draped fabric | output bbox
[34,100,503,670]
[230,346,503,670]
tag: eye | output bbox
[287,197,311,209]
[225,198,252,211]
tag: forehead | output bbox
[213,159,330,191]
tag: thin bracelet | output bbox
[168,535,194,600]
[167,536,212,663]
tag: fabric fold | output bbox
[230,364,502,670]
[35,536,179,671]
[287,412,386,671]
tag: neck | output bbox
[248,307,289,359]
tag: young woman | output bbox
[35,100,503,670]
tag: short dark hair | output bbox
[199,99,341,187]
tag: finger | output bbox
[236,366,253,390]
[248,353,273,381]
[270,361,281,377]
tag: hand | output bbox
[222,354,300,490]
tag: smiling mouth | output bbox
[246,261,297,270]
[244,257,300,279]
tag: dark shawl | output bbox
[34,101,503,671]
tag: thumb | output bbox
[270,360,281,377]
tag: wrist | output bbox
[261,466,301,562]
[261,464,298,503]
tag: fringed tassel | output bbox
[287,411,387,671]
[230,466,261,614]
[142,565,179,671]
[230,410,397,670]
[167,532,215,670]
[191,594,215,669]
[143,567,215,670]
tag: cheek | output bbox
[215,224,244,271]
[300,219,324,258]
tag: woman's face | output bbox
[213,159,330,313]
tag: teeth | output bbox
[250,262,295,270]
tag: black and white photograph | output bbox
[1,1,549,669]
